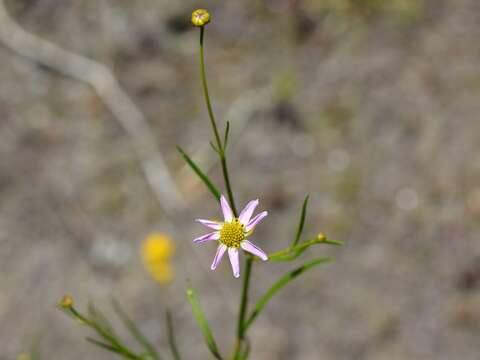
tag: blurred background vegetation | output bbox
[1,0,480,359]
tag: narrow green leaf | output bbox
[243,257,333,331]
[64,304,141,360]
[86,337,122,355]
[166,309,182,360]
[88,302,114,334]
[269,235,344,262]
[177,146,221,201]
[209,141,220,154]
[268,238,319,262]
[324,239,344,246]
[186,285,223,360]
[293,195,309,247]
[111,299,162,360]
[223,121,230,150]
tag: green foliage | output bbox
[59,300,163,360]
[111,299,162,360]
[293,195,309,247]
[166,310,182,360]
[177,146,221,201]
[242,257,334,332]
[186,285,223,360]
[269,236,343,262]
[223,121,231,150]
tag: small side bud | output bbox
[191,9,210,27]
[60,295,74,309]
[317,233,327,242]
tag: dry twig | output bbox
[0,1,185,215]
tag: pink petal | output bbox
[193,232,220,244]
[211,244,227,270]
[228,248,240,278]
[196,219,222,230]
[220,195,234,222]
[240,240,268,261]
[238,199,259,226]
[246,211,268,232]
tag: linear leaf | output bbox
[292,195,309,247]
[243,257,333,331]
[64,304,141,360]
[223,121,230,150]
[209,141,220,154]
[268,238,319,262]
[186,285,223,360]
[177,146,221,201]
[324,239,344,246]
[269,237,344,262]
[111,299,162,360]
[88,302,114,334]
[166,309,182,360]
[86,337,122,355]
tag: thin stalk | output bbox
[233,256,253,359]
[199,26,238,215]
[220,156,237,217]
[199,27,223,154]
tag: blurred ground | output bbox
[1,0,480,359]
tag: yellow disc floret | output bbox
[219,219,245,248]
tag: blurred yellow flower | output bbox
[17,354,31,360]
[141,233,175,284]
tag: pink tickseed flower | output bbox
[194,195,269,278]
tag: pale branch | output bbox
[0,1,185,215]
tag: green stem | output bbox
[220,155,237,217]
[199,26,238,215]
[198,24,247,359]
[233,257,253,359]
[199,27,223,154]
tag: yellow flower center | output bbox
[219,219,245,248]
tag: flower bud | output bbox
[317,233,327,242]
[60,295,74,309]
[191,9,210,27]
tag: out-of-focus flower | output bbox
[60,295,74,309]
[195,195,268,278]
[191,9,211,27]
[17,353,31,360]
[141,233,175,284]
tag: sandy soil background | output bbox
[1,0,480,359]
